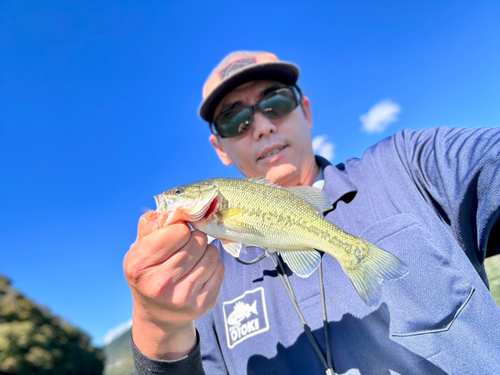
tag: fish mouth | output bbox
[154,194,170,214]
[154,184,219,226]
[154,194,174,227]
[168,188,218,225]
[257,145,287,161]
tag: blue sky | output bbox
[1,0,498,346]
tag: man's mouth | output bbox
[258,146,286,160]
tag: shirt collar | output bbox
[312,160,325,190]
[315,155,357,207]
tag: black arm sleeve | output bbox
[132,330,205,375]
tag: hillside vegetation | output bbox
[0,275,104,374]
[103,327,134,375]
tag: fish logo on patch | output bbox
[223,287,269,349]
[227,300,258,325]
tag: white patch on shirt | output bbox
[222,287,270,349]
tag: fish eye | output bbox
[174,188,182,195]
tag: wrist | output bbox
[132,307,197,360]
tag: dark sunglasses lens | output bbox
[260,88,297,118]
[216,107,253,137]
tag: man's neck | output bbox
[300,156,320,186]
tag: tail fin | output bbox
[340,239,409,307]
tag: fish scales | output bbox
[203,178,342,252]
[154,177,409,307]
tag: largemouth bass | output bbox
[154,177,408,307]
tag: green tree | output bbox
[0,275,104,374]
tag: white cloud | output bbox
[104,318,132,345]
[360,100,401,133]
[312,135,335,161]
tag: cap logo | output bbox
[200,51,298,122]
[219,57,257,80]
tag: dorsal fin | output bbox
[284,185,332,212]
[247,177,282,189]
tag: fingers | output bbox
[182,242,221,288]
[124,213,224,328]
[136,223,192,263]
[164,241,224,316]
[197,256,225,311]
[137,211,160,241]
[160,229,209,284]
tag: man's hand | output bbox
[123,211,225,360]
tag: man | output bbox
[124,51,500,374]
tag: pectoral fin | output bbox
[279,249,321,278]
[216,208,244,224]
[220,239,247,258]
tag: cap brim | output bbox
[199,61,299,122]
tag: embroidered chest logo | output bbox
[222,287,270,349]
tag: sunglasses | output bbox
[211,85,302,138]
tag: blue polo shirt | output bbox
[133,127,500,374]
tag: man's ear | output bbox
[301,96,312,129]
[209,134,232,166]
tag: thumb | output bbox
[137,211,160,241]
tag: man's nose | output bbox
[252,110,277,140]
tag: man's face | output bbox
[209,80,318,187]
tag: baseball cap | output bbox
[199,51,299,123]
